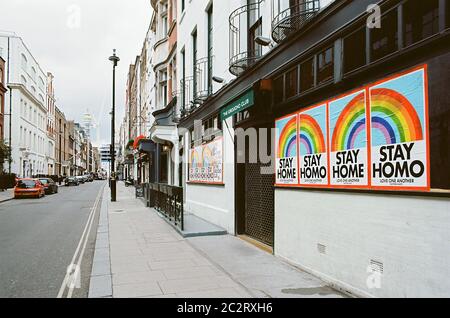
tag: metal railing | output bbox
[229,0,263,76]
[193,56,214,102]
[149,183,184,231]
[272,0,321,43]
[180,76,195,115]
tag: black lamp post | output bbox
[109,49,120,202]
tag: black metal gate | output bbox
[241,120,275,247]
[244,161,275,246]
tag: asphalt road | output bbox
[0,181,105,298]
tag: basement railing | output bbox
[149,183,184,231]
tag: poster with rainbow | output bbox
[189,138,224,184]
[276,114,298,185]
[298,104,328,186]
[202,138,224,183]
[369,67,429,189]
[329,90,369,187]
[189,146,203,182]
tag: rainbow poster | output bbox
[275,114,298,185]
[189,146,203,182]
[329,90,369,187]
[202,138,223,183]
[189,138,223,184]
[298,104,328,185]
[370,67,429,189]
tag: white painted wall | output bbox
[182,117,236,234]
[275,189,450,298]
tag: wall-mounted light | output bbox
[163,145,170,152]
[255,36,274,48]
[212,76,225,84]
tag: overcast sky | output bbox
[0,0,152,146]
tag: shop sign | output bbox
[221,89,254,121]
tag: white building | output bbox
[176,0,277,233]
[46,72,56,175]
[0,34,49,177]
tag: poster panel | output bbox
[189,146,203,182]
[188,138,224,184]
[298,104,329,186]
[275,114,298,185]
[329,90,369,187]
[369,67,429,190]
[201,138,224,183]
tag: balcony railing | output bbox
[272,0,321,43]
[193,56,214,102]
[179,76,195,115]
[229,0,263,76]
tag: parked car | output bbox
[39,178,59,194]
[14,179,45,199]
[76,176,86,184]
[65,177,80,187]
[85,174,94,182]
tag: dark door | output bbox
[236,122,275,247]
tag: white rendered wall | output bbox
[275,189,450,298]
[182,117,236,234]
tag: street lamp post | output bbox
[109,49,120,202]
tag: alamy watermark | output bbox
[367,4,382,29]
[66,4,82,30]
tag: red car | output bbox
[14,179,46,199]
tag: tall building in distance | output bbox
[83,109,101,146]
[0,56,6,143]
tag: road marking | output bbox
[57,185,104,298]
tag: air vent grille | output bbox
[370,260,384,274]
[317,244,327,255]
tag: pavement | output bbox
[0,189,14,203]
[0,181,105,298]
[90,182,346,298]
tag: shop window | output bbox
[235,110,250,125]
[273,75,284,103]
[370,9,398,62]
[285,67,298,99]
[248,18,263,61]
[316,46,334,84]
[202,114,222,143]
[344,27,366,74]
[300,57,315,92]
[404,0,439,47]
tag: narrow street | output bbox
[0,182,105,298]
[0,0,449,302]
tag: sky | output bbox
[0,0,152,146]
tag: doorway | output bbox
[236,122,275,248]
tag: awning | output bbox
[133,135,146,149]
[138,139,156,153]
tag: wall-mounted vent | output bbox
[317,244,327,255]
[370,260,384,274]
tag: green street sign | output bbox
[221,89,254,121]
